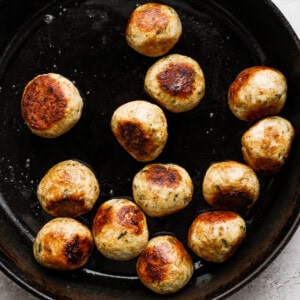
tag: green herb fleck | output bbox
[118,231,127,239]
[240,226,246,232]
[37,242,42,253]
[221,239,229,248]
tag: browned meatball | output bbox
[92,198,149,260]
[126,3,182,57]
[136,235,193,294]
[241,116,294,174]
[228,66,287,121]
[132,163,193,217]
[111,100,168,162]
[188,211,246,263]
[145,54,205,112]
[202,160,260,210]
[33,218,93,270]
[21,73,83,138]
[37,160,100,217]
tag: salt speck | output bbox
[86,90,90,95]
[44,14,55,24]
[25,158,30,168]
[109,189,114,196]
[209,112,214,118]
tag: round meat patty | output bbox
[228,66,287,121]
[241,116,294,174]
[21,73,83,138]
[111,100,168,162]
[202,160,260,210]
[92,198,149,260]
[145,54,205,112]
[126,3,182,57]
[37,160,100,217]
[132,163,193,217]
[33,217,93,271]
[188,211,246,263]
[136,235,193,294]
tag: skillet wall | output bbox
[0,0,299,299]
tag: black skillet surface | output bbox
[0,0,299,299]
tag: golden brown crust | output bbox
[22,74,67,130]
[156,62,196,98]
[113,120,158,160]
[194,211,239,223]
[93,200,145,236]
[130,3,169,33]
[136,235,193,294]
[228,66,260,99]
[33,218,93,271]
[145,164,182,188]
[92,198,149,260]
[137,239,172,284]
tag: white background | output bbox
[0,0,299,299]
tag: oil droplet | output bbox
[44,14,55,24]
[25,158,30,169]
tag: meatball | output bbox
[111,100,168,162]
[33,217,93,271]
[136,235,193,294]
[126,3,182,57]
[132,163,193,217]
[37,160,100,217]
[188,211,246,263]
[145,54,205,112]
[241,116,294,174]
[92,198,149,260]
[21,73,83,138]
[228,66,287,121]
[202,160,259,210]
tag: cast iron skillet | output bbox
[0,0,299,299]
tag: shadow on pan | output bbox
[0,0,299,299]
